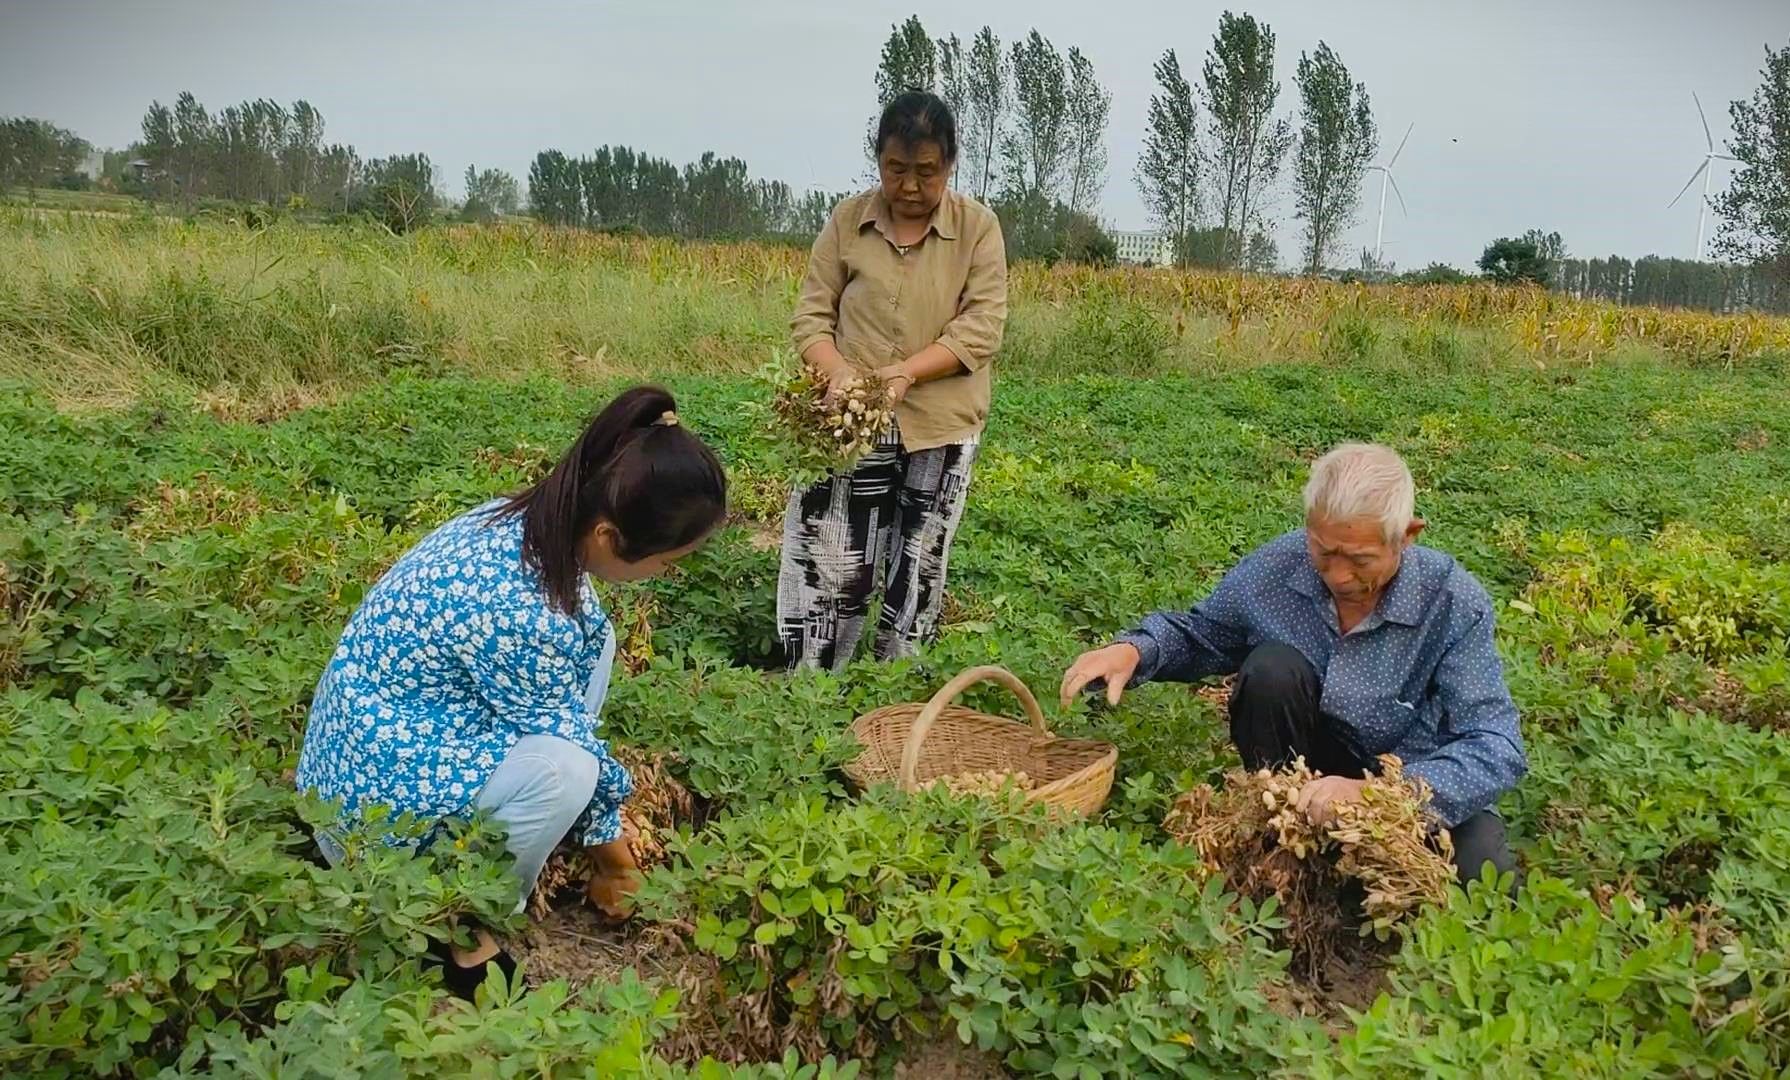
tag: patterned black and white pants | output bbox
[777,425,978,672]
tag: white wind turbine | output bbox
[1367,123,1412,266]
[1668,93,1738,260]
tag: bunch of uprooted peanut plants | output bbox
[529,746,694,919]
[1163,754,1455,973]
[768,365,894,480]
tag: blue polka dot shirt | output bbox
[1119,529,1526,827]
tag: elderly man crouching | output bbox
[1061,443,1525,884]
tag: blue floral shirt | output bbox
[1119,530,1526,826]
[296,500,633,847]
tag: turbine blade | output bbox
[1694,92,1713,152]
[1668,160,1709,208]
[1390,122,1414,167]
[1387,172,1408,217]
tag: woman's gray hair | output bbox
[1302,443,1415,543]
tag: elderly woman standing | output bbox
[779,91,1008,671]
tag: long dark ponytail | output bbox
[493,386,727,616]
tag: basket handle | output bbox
[899,666,1051,792]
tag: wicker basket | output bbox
[845,666,1118,816]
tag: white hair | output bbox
[1302,443,1415,543]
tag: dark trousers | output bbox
[1229,642,1516,886]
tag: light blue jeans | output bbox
[316,734,602,913]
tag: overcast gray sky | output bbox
[4,0,1786,268]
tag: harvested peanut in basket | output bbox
[921,769,1039,796]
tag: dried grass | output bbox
[609,592,659,678]
[507,905,735,1064]
[195,383,335,424]
[470,441,553,480]
[125,474,265,542]
[1701,670,1790,732]
[510,905,871,1066]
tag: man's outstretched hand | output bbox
[1059,643,1143,710]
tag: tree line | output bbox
[137,94,361,211]
[0,117,92,192]
[1137,12,1377,274]
[1557,255,1788,314]
[131,93,496,234]
[523,17,1125,259]
[6,23,1788,290]
[868,17,1116,265]
[1457,230,1790,314]
[526,146,846,241]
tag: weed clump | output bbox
[1164,754,1455,973]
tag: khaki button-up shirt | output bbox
[790,188,1008,451]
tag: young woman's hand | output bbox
[584,834,644,921]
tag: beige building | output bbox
[1111,229,1174,267]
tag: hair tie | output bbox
[655,410,679,427]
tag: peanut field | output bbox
[3,210,1789,1077]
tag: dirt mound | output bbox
[508,902,736,1063]
[513,904,1007,1072]
[890,1029,1007,1078]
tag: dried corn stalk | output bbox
[528,746,694,918]
[1164,754,1454,972]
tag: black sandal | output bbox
[425,936,519,1001]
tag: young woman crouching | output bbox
[296,386,726,995]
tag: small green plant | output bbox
[1293,876,1786,1077]
[1320,310,1382,364]
[1501,528,1790,731]
[186,969,694,1078]
[1056,284,1177,377]
[0,689,519,1077]
[638,790,1304,1072]
[1506,709,1790,931]
[1397,321,1466,366]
